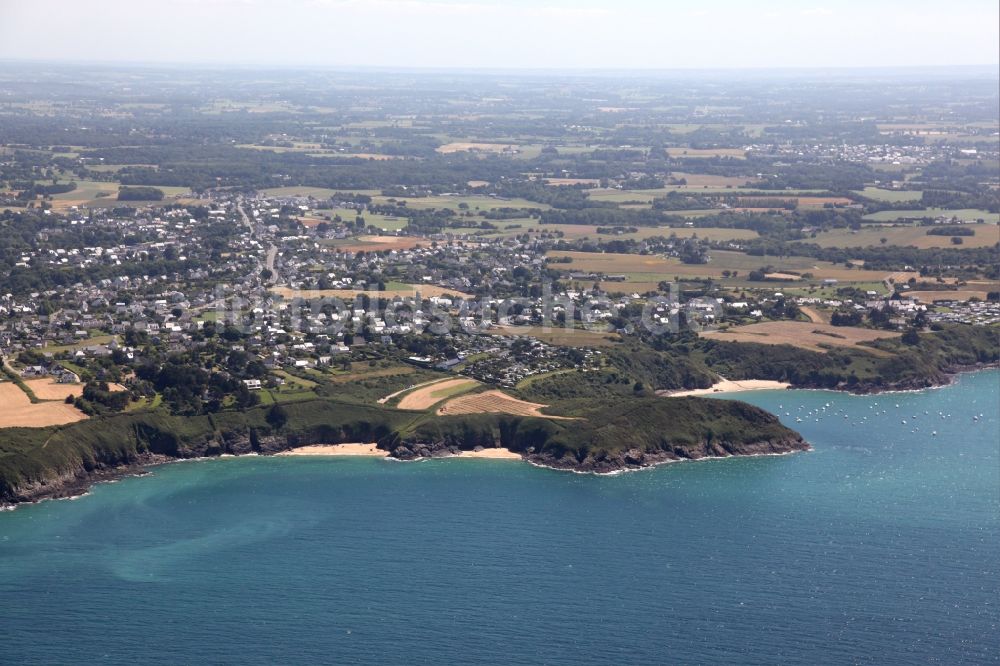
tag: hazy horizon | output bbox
[1,0,998,71]
[2,59,999,77]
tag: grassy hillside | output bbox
[382,396,802,464]
[0,390,804,503]
[698,324,998,390]
[517,325,998,399]
[0,399,411,504]
[2,325,994,504]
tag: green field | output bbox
[43,179,118,205]
[25,179,195,209]
[42,334,119,355]
[86,163,157,173]
[863,208,998,223]
[260,186,381,199]
[853,187,923,203]
[371,194,549,211]
[549,249,893,285]
[448,222,759,244]
[325,207,407,231]
[811,223,1000,249]
[585,187,829,204]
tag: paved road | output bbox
[238,199,278,285]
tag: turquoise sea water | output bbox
[1,370,998,664]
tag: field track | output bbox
[396,378,479,410]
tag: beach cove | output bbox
[0,370,997,664]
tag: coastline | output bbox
[661,378,790,397]
[275,443,388,457]
[2,366,995,512]
[0,441,807,511]
[665,361,999,398]
[525,448,808,476]
[274,443,522,460]
[790,360,1000,395]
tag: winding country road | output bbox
[800,305,826,324]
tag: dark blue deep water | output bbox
[2,371,998,665]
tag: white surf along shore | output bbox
[275,443,521,460]
[663,378,790,398]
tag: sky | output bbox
[0,0,998,71]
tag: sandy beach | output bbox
[664,378,790,397]
[454,448,522,460]
[276,443,388,457]
[274,443,522,460]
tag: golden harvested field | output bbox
[791,196,854,207]
[22,378,127,400]
[272,284,472,299]
[436,142,517,154]
[811,224,1000,249]
[885,271,922,284]
[378,376,454,404]
[397,378,479,410]
[701,321,900,353]
[799,306,828,324]
[23,378,83,401]
[436,390,573,419]
[0,382,88,428]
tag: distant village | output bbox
[1,191,996,393]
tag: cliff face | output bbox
[387,433,810,474]
[2,426,811,507]
[1,433,290,506]
[523,437,809,473]
[7,454,163,505]
[1,395,810,508]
